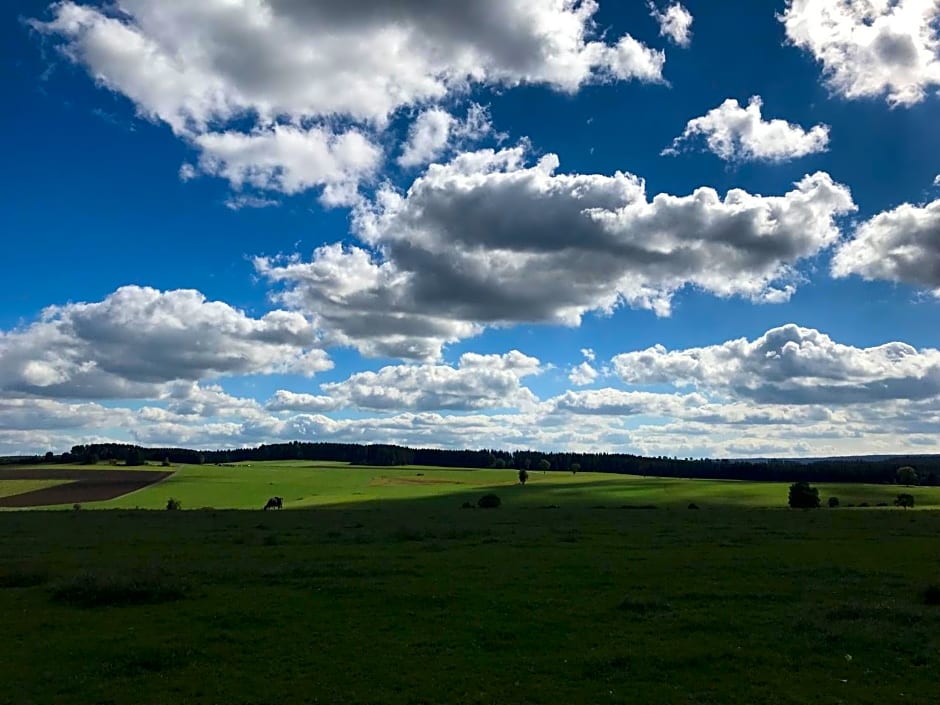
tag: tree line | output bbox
[13,442,939,485]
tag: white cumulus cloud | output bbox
[780,0,940,106]
[664,96,830,162]
[612,324,940,405]
[0,286,331,399]
[33,1,666,200]
[259,147,855,359]
[832,197,940,294]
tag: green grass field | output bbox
[2,463,939,704]
[7,460,940,510]
[0,479,72,499]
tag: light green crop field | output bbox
[7,460,940,510]
[2,462,939,704]
[0,479,72,498]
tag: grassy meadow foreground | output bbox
[2,462,939,704]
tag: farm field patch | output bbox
[0,469,173,508]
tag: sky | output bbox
[2,0,940,459]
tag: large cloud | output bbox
[37,0,665,127]
[780,0,940,106]
[34,1,665,199]
[612,324,940,404]
[258,148,856,359]
[831,198,940,294]
[0,286,331,399]
[664,96,830,162]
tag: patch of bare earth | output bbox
[0,470,173,507]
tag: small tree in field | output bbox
[828,496,840,508]
[788,482,820,509]
[537,459,551,473]
[570,463,580,475]
[518,468,528,485]
[894,493,914,509]
[896,466,918,486]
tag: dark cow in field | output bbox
[264,496,283,510]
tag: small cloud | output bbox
[664,96,829,163]
[224,195,280,210]
[569,361,598,386]
[179,163,197,182]
[649,2,693,47]
[398,103,501,169]
[934,174,940,187]
[581,348,596,361]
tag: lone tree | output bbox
[896,466,919,486]
[828,496,840,508]
[894,493,915,509]
[537,459,551,473]
[518,468,529,485]
[788,481,820,509]
[570,463,580,475]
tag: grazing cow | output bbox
[264,496,283,510]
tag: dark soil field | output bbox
[1,499,939,705]
[0,469,172,507]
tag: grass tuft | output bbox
[618,595,670,614]
[50,569,189,607]
[0,563,50,589]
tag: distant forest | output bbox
[5,441,940,485]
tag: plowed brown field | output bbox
[0,469,172,507]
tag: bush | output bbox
[894,493,915,509]
[518,468,528,485]
[477,494,501,509]
[166,498,182,511]
[72,503,82,511]
[687,503,699,510]
[50,570,188,607]
[858,502,870,507]
[828,496,840,508]
[788,482,820,509]
[896,466,918,486]
[460,501,475,509]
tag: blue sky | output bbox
[2,0,940,457]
